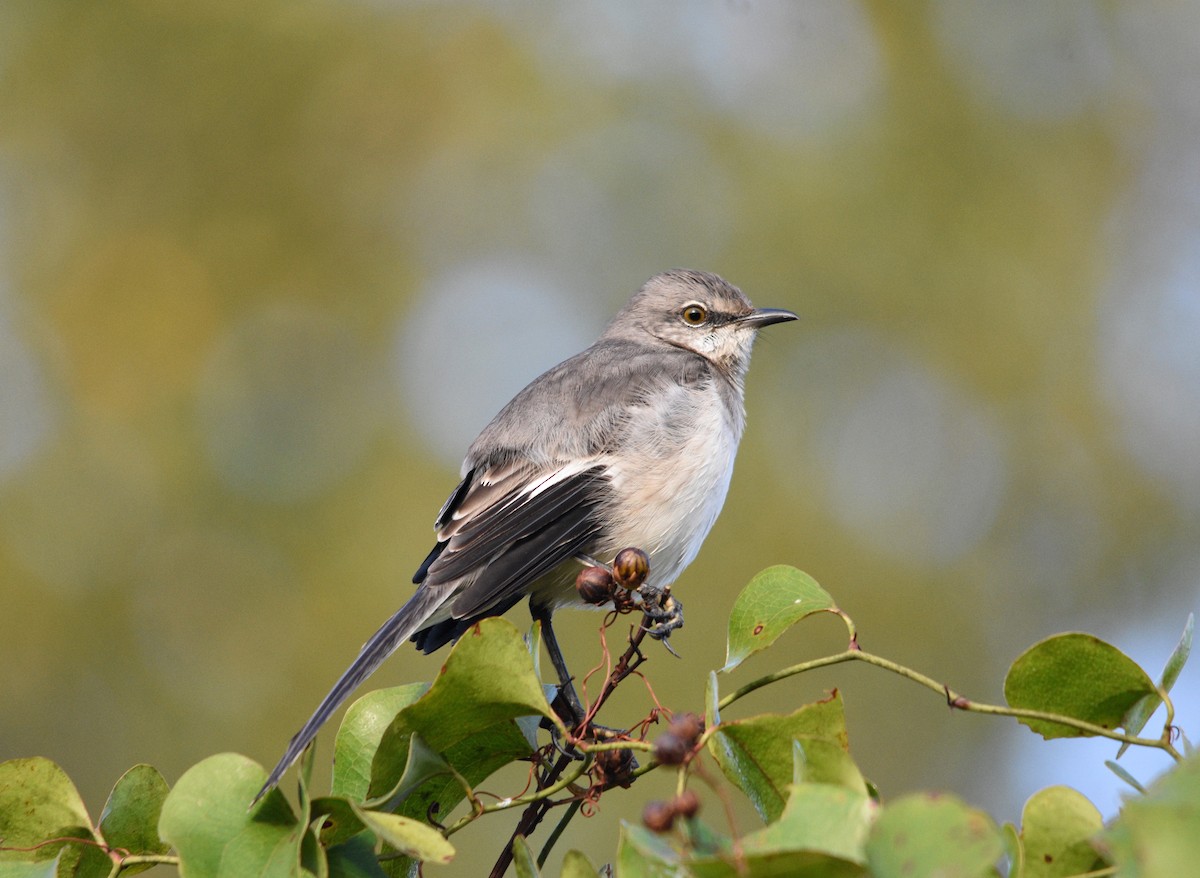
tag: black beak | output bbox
[741,307,798,329]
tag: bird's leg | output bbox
[531,605,585,726]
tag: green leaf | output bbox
[0,758,95,870]
[1159,613,1194,694]
[667,786,871,878]
[383,617,557,741]
[1105,760,1147,794]
[78,846,120,878]
[158,753,303,878]
[866,793,1002,878]
[367,619,555,802]
[722,567,837,672]
[295,746,326,878]
[332,684,430,800]
[1120,694,1162,757]
[559,850,601,878]
[525,619,544,681]
[0,851,67,877]
[369,734,470,814]
[705,671,721,729]
[687,790,870,878]
[689,853,865,878]
[348,806,453,866]
[793,739,866,793]
[740,783,873,864]
[709,693,859,822]
[97,764,170,873]
[1017,786,1106,878]
[1002,822,1025,878]
[615,822,683,878]
[520,620,566,750]
[370,723,530,828]
[690,852,866,877]
[677,814,731,861]
[0,757,94,843]
[1100,750,1200,878]
[309,798,367,850]
[300,824,327,878]
[325,832,389,878]
[377,855,417,878]
[1119,614,1193,757]
[511,836,539,878]
[1004,633,1157,739]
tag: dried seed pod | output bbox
[613,547,650,590]
[642,799,676,833]
[673,789,700,819]
[667,712,705,746]
[652,731,689,766]
[575,566,616,605]
[593,747,636,789]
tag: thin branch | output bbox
[581,739,654,754]
[717,650,861,708]
[446,756,591,838]
[487,609,660,877]
[580,613,653,727]
[718,648,1184,760]
[488,752,574,878]
[537,800,582,869]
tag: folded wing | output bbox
[410,458,609,652]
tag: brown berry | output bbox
[674,789,700,819]
[642,800,676,833]
[667,712,705,746]
[575,566,616,604]
[652,731,689,766]
[613,547,650,590]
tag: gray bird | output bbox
[257,269,796,799]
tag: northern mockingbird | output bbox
[257,269,796,799]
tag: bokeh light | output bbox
[0,297,55,481]
[198,305,387,503]
[394,259,603,465]
[771,329,1008,566]
[932,1,1114,120]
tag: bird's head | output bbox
[605,269,797,381]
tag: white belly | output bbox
[595,382,743,590]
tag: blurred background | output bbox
[1,0,1198,872]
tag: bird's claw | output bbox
[637,587,684,645]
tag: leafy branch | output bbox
[1,565,1195,878]
[716,567,1189,757]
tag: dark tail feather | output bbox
[253,589,445,804]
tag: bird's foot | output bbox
[638,586,684,651]
[573,545,682,649]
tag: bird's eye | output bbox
[680,304,708,326]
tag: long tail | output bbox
[253,588,445,803]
